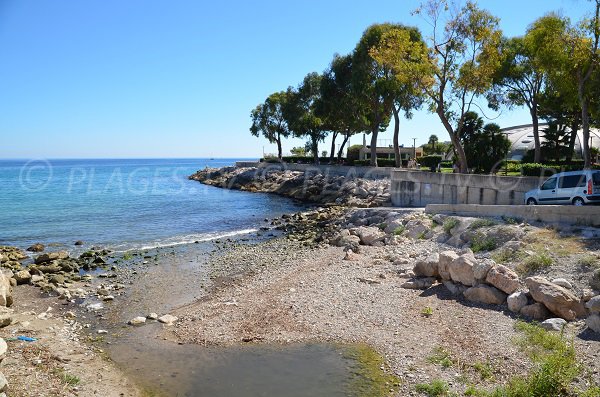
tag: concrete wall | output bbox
[391,170,541,207]
[426,204,600,228]
[235,161,394,179]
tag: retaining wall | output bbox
[234,161,394,179]
[426,204,600,227]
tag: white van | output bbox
[525,170,600,206]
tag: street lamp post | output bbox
[412,138,417,160]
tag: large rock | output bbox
[507,291,528,313]
[463,285,507,305]
[525,276,587,321]
[448,255,476,286]
[473,259,495,282]
[353,227,385,246]
[158,314,178,325]
[0,338,6,359]
[540,318,567,332]
[34,251,69,264]
[442,280,467,296]
[587,314,600,333]
[26,243,44,252]
[413,253,440,278]
[585,295,600,313]
[486,265,521,294]
[0,274,12,307]
[438,251,459,281]
[520,303,550,320]
[13,270,31,285]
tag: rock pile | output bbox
[189,167,391,207]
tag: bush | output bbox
[347,144,362,163]
[443,218,459,234]
[440,160,453,168]
[520,162,600,177]
[353,159,397,167]
[420,155,443,171]
[415,380,451,397]
[470,233,497,253]
[516,252,553,274]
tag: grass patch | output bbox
[417,230,428,240]
[579,254,599,268]
[393,226,405,236]
[343,343,401,397]
[516,252,553,275]
[421,306,434,317]
[469,219,497,230]
[443,218,459,234]
[471,361,495,381]
[524,229,584,258]
[415,379,456,396]
[52,368,80,386]
[501,216,522,225]
[378,222,387,230]
[427,346,453,368]
[491,249,518,264]
[470,233,497,253]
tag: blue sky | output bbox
[0,0,592,159]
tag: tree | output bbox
[319,54,369,162]
[290,146,306,156]
[250,91,292,159]
[460,111,510,173]
[352,23,411,167]
[414,0,502,173]
[541,123,570,162]
[284,73,327,165]
[428,134,439,152]
[369,26,429,167]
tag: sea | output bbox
[0,158,305,251]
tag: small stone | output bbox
[31,275,44,284]
[147,313,159,320]
[401,278,435,290]
[97,330,108,335]
[74,240,84,246]
[540,318,567,332]
[551,278,573,290]
[128,316,146,326]
[102,295,114,301]
[158,314,178,325]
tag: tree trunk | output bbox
[329,131,338,163]
[437,109,468,173]
[276,133,283,160]
[312,137,320,165]
[337,133,350,161]
[370,126,378,167]
[392,106,401,168]
[566,113,580,163]
[582,98,591,169]
[530,105,541,163]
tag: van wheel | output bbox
[526,198,537,205]
[572,197,585,206]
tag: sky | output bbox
[0,0,593,159]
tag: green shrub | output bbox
[353,158,397,167]
[469,219,497,229]
[393,226,405,236]
[420,155,443,170]
[427,347,453,368]
[347,144,362,163]
[443,218,459,234]
[415,380,452,397]
[470,233,497,253]
[517,252,553,274]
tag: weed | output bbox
[378,222,387,230]
[501,216,521,225]
[123,252,133,261]
[469,219,497,229]
[394,226,405,236]
[471,361,494,381]
[415,379,453,396]
[470,233,497,253]
[427,346,453,368]
[443,218,459,234]
[417,230,428,240]
[52,368,80,386]
[516,252,553,275]
[579,255,599,268]
[421,306,434,318]
[491,249,517,264]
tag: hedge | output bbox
[353,159,397,167]
[520,163,600,177]
[419,155,442,170]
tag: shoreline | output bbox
[1,165,600,396]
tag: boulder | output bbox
[34,251,69,264]
[520,303,550,321]
[586,313,600,333]
[448,255,476,286]
[525,276,587,321]
[507,291,528,313]
[0,274,12,307]
[443,280,467,296]
[353,227,385,246]
[158,314,178,325]
[551,278,573,290]
[486,265,521,294]
[413,253,440,278]
[585,295,600,313]
[540,318,567,332]
[13,270,31,285]
[26,243,44,252]
[74,240,84,246]
[473,259,495,282]
[438,251,459,281]
[401,278,435,290]
[463,285,507,305]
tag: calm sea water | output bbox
[0,158,304,251]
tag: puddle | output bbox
[108,337,355,397]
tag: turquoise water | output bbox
[0,158,304,250]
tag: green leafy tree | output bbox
[284,73,327,165]
[369,26,429,167]
[428,134,439,152]
[460,111,510,173]
[541,122,571,162]
[414,0,503,173]
[250,91,291,159]
[290,146,306,156]
[319,54,369,162]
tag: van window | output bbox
[593,172,600,186]
[541,178,556,190]
[559,174,587,189]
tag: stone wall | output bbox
[391,170,541,207]
[426,204,600,227]
[235,161,394,179]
